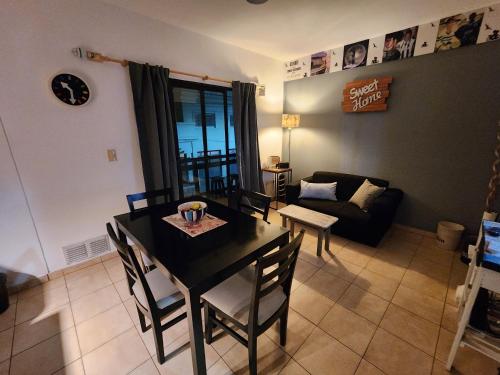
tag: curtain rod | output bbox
[84,50,233,84]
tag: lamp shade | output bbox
[282,114,300,129]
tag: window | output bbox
[174,102,184,122]
[194,113,216,127]
[170,79,236,197]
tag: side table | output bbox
[262,167,292,210]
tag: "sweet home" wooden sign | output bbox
[342,76,393,112]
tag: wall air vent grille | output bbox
[88,235,110,257]
[62,234,111,265]
[62,242,88,265]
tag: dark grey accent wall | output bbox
[283,42,500,233]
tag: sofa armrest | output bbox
[285,176,312,204]
[368,188,404,218]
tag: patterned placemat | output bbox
[163,213,227,237]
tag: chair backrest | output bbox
[126,188,173,212]
[235,189,271,223]
[106,223,156,311]
[207,154,224,177]
[106,223,137,291]
[248,230,305,327]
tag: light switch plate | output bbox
[107,149,117,161]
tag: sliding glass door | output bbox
[170,79,236,197]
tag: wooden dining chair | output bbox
[231,189,272,223]
[202,230,304,375]
[126,188,173,212]
[106,223,186,364]
[126,188,173,271]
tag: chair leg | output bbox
[152,317,165,364]
[203,303,214,344]
[137,307,148,333]
[280,310,289,347]
[248,335,258,375]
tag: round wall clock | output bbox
[50,73,90,106]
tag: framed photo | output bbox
[435,11,484,52]
[383,26,418,62]
[310,50,331,76]
[342,40,369,70]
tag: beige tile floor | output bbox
[1,207,499,374]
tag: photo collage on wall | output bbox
[284,2,499,81]
[435,11,484,52]
[330,47,343,72]
[478,4,500,42]
[284,55,311,81]
[367,36,384,66]
[343,40,369,70]
[383,26,418,62]
[310,51,331,76]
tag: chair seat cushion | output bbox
[141,253,155,267]
[132,268,183,310]
[202,266,286,326]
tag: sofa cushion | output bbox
[299,180,337,200]
[312,171,388,201]
[349,179,386,211]
[297,199,371,224]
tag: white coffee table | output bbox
[278,204,339,256]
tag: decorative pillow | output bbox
[299,180,337,201]
[349,179,385,210]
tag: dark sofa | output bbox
[285,171,403,246]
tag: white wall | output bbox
[0,118,48,288]
[0,0,284,276]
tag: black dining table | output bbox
[114,196,289,375]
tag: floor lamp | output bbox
[282,114,300,166]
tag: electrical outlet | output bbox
[107,149,117,161]
[257,84,266,96]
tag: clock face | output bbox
[51,73,90,106]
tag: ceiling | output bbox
[101,0,494,61]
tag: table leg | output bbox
[317,230,323,257]
[185,290,207,375]
[274,173,279,210]
[290,221,295,238]
[324,229,330,252]
[281,215,287,228]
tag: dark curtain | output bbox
[232,81,265,193]
[128,62,179,200]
